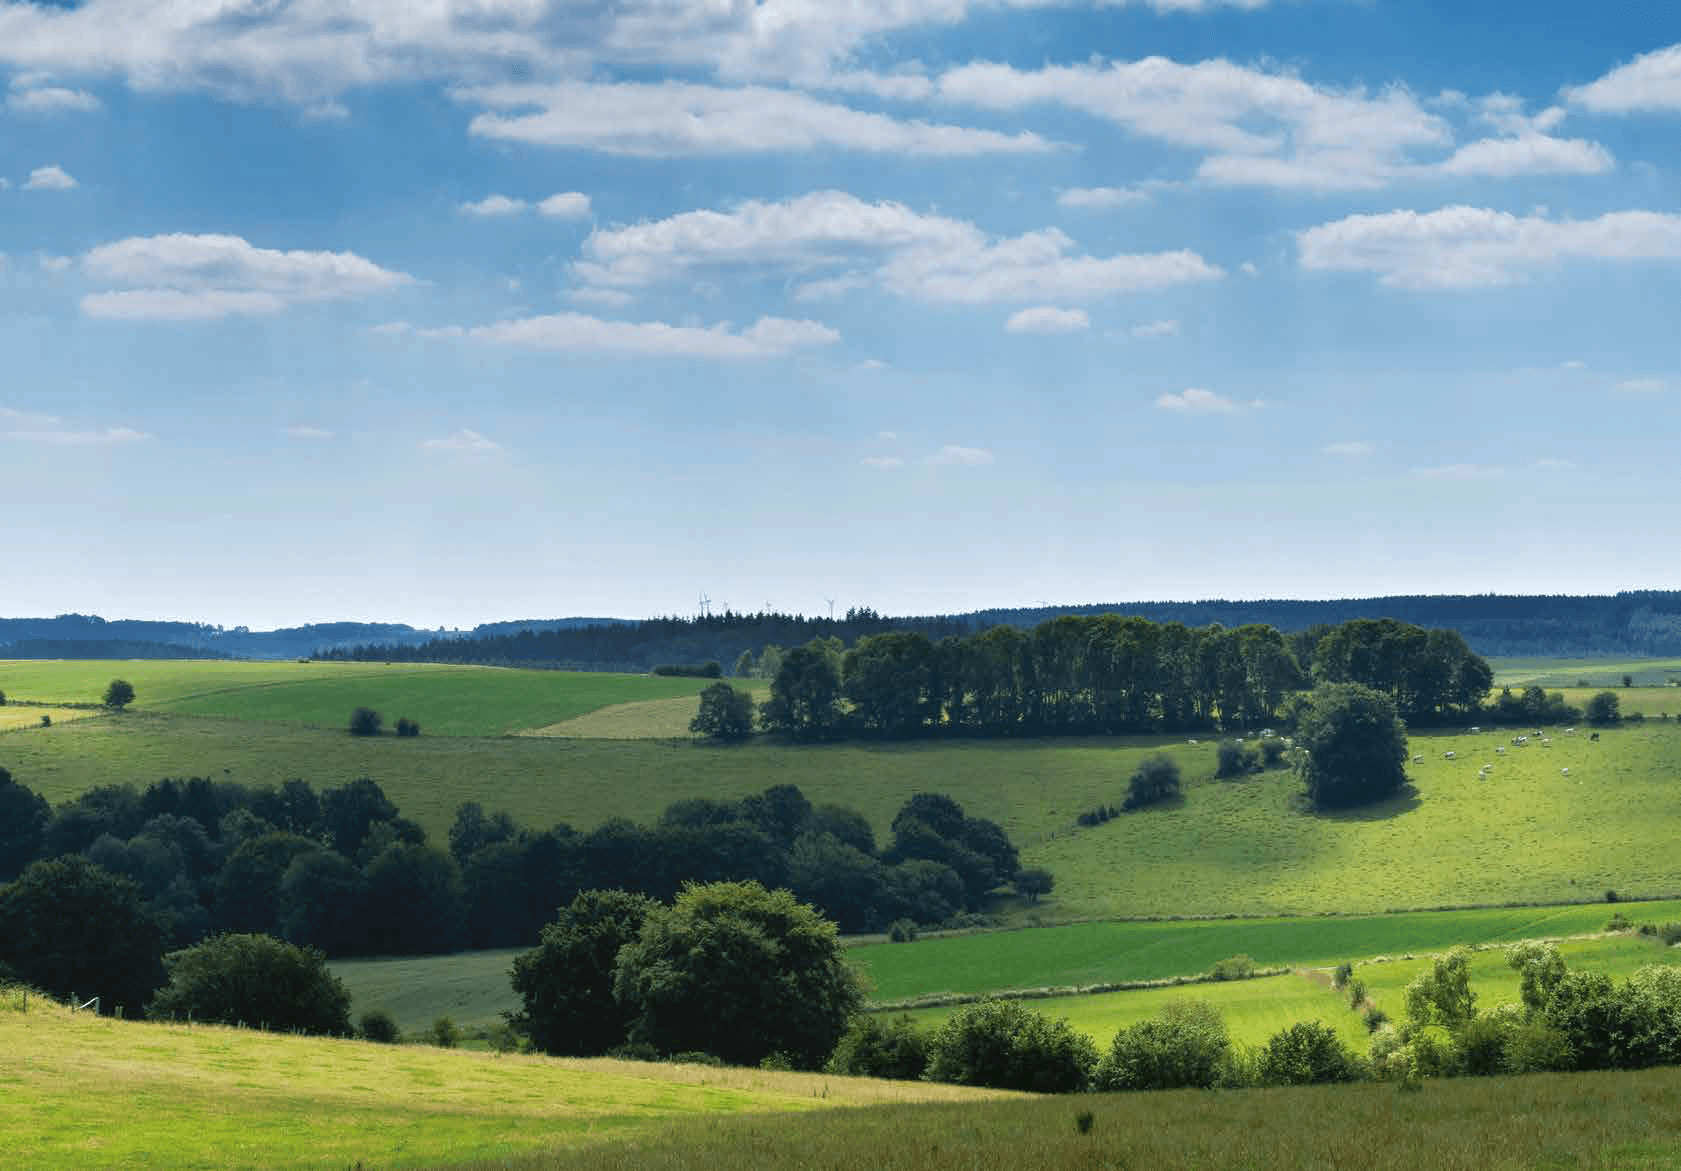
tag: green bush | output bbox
[149,933,350,1036]
[1257,1020,1367,1086]
[1208,954,1255,982]
[1122,755,1181,811]
[826,1014,929,1081]
[429,1016,460,1048]
[357,1009,400,1043]
[1216,741,1258,778]
[1093,1000,1229,1092]
[1332,962,1353,990]
[887,918,918,943]
[1260,739,1287,768]
[925,1000,1097,1093]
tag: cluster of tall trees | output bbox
[741,616,1491,740]
[0,767,1025,1014]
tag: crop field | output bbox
[0,660,723,738]
[0,706,97,731]
[1490,656,1681,689]
[331,949,525,1037]
[0,990,1009,1170]
[855,900,1681,1004]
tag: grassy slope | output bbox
[0,990,1010,1170]
[330,949,525,1037]
[7,712,1681,920]
[475,1067,1681,1171]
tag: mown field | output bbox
[1490,655,1681,689]
[0,989,1010,1170]
[0,660,725,738]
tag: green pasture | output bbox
[900,970,1369,1051]
[0,659,722,738]
[0,706,96,731]
[855,901,1681,1004]
[483,1066,1681,1171]
[0,992,1007,1170]
[1490,656,1681,689]
[7,708,1681,922]
[331,949,525,1038]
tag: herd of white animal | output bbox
[1415,725,1585,782]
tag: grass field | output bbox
[7,708,1681,923]
[0,660,724,738]
[331,949,525,1037]
[474,1066,1681,1171]
[0,989,1010,1170]
[1490,656,1681,689]
[0,706,97,731]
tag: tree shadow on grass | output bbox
[1293,783,1422,822]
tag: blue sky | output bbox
[4,0,1681,629]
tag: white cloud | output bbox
[928,444,995,466]
[3,425,150,444]
[1298,206,1681,289]
[538,191,591,219]
[1559,359,1587,370]
[1157,387,1238,413]
[1412,463,1503,480]
[434,312,840,359]
[1239,261,1259,276]
[460,194,528,217]
[459,81,1058,158]
[862,455,905,469]
[876,429,899,440]
[1005,305,1089,334]
[284,425,335,439]
[23,164,77,190]
[38,254,73,272]
[1058,185,1151,209]
[1567,44,1681,114]
[567,287,635,307]
[368,320,412,334]
[1434,133,1612,178]
[7,85,100,112]
[421,428,500,453]
[79,233,412,319]
[1323,440,1373,457]
[1615,377,1668,393]
[1533,457,1576,471]
[574,190,1221,304]
[0,405,62,426]
[858,359,889,371]
[1131,318,1180,337]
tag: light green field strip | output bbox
[898,971,1370,1051]
[0,995,1010,1170]
[1489,656,1681,688]
[0,706,97,731]
[524,696,712,739]
[0,659,458,706]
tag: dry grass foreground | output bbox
[0,987,1014,1170]
[471,1067,1681,1171]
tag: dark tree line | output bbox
[747,615,1490,740]
[0,766,1024,1014]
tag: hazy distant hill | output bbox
[9,592,1681,666]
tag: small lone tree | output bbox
[1586,691,1621,726]
[689,681,755,741]
[103,679,135,711]
[1294,683,1409,809]
[1122,755,1181,811]
[348,707,383,737]
[394,717,421,737]
[1014,867,1055,904]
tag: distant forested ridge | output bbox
[0,639,234,660]
[316,592,1681,669]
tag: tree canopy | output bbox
[103,678,136,710]
[149,933,351,1035]
[509,889,658,1056]
[1294,683,1410,809]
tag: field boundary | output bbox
[867,965,1293,1013]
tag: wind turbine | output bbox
[698,592,712,619]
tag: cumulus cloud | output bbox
[79,233,412,319]
[1157,387,1238,413]
[928,444,995,466]
[1412,463,1503,480]
[1058,185,1151,209]
[0,1,1275,105]
[575,190,1221,305]
[457,81,1058,158]
[1297,206,1681,289]
[8,85,100,112]
[1131,318,1180,337]
[421,428,500,453]
[1567,44,1681,113]
[460,194,528,217]
[1434,133,1612,178]
[538,191,591,218]
[284,425,335,439]
[23,164,77,190]
[567,287,634,307]
[1323,440,1373,457]
[1005,306,1089,334]
[428,311,840,359]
